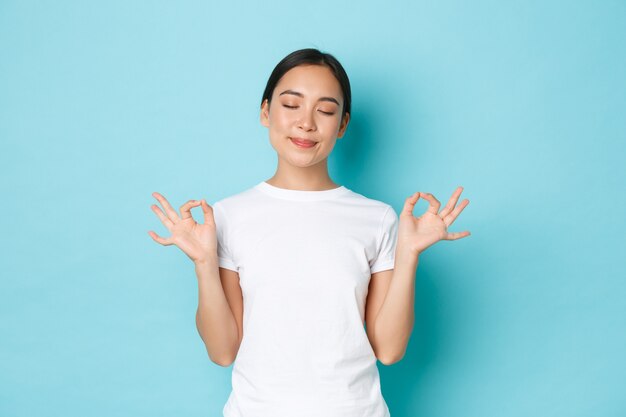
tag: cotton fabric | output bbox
[212,181,398,417]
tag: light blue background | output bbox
[1,1,625,416]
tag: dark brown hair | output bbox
[260,48,351,120]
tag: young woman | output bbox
[148,48,470,417]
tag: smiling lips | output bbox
[290,137,317,148]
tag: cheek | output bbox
[269,110,292,129]
[320,117,341,132]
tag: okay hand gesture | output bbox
[148,192,218,264]
[398,187,470,256]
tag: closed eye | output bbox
[282,104,335,116]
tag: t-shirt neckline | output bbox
[254,181,351,201]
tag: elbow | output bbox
[201,337,240,367]
[206,346,236,367]
[377,350,405,366]
[210,353,235,367]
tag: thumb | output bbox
[401,192,420,217]
[201,199,214,224]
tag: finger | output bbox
[147,230,173,246]
[443,199,469,227]
[444,230,471,240]
[439,186,463,218]
[151,204,174,229]
[152,192,181,223]
[201,200,215,225]
[180,200,202,220]
[420,192,441,215]
[401,192,421,217]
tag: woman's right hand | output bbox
[148,192,218,264]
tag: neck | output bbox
[266,158,339,191]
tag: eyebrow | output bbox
[278,89,340,106]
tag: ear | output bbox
[337,112,350,138]
[260,99,270,128]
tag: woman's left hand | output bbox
[398,186,471,256]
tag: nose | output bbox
[297,109,316,131]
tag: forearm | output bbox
[194,258,240,367]
[371,247,419,363]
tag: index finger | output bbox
[439,186,464,218]
[152,192,181,223]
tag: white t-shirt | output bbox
[212,180,398,417]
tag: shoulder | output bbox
[210,184,260,212]
[336,190,397,233]
[341,189,395,216]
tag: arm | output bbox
[366,188,470,365]
[195,258,241,367]
[366,247,418,365]
[148,193,243,367]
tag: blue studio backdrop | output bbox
[1,1,624,416]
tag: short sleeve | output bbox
[212,202,238,272]
[370,206,399,274]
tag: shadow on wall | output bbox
[331,67,410,192]
[381,267,448,416]
[331,64,429,198]
[331,67,484,416]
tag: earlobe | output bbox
[337,112,350,138]
[260,100,270,127]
